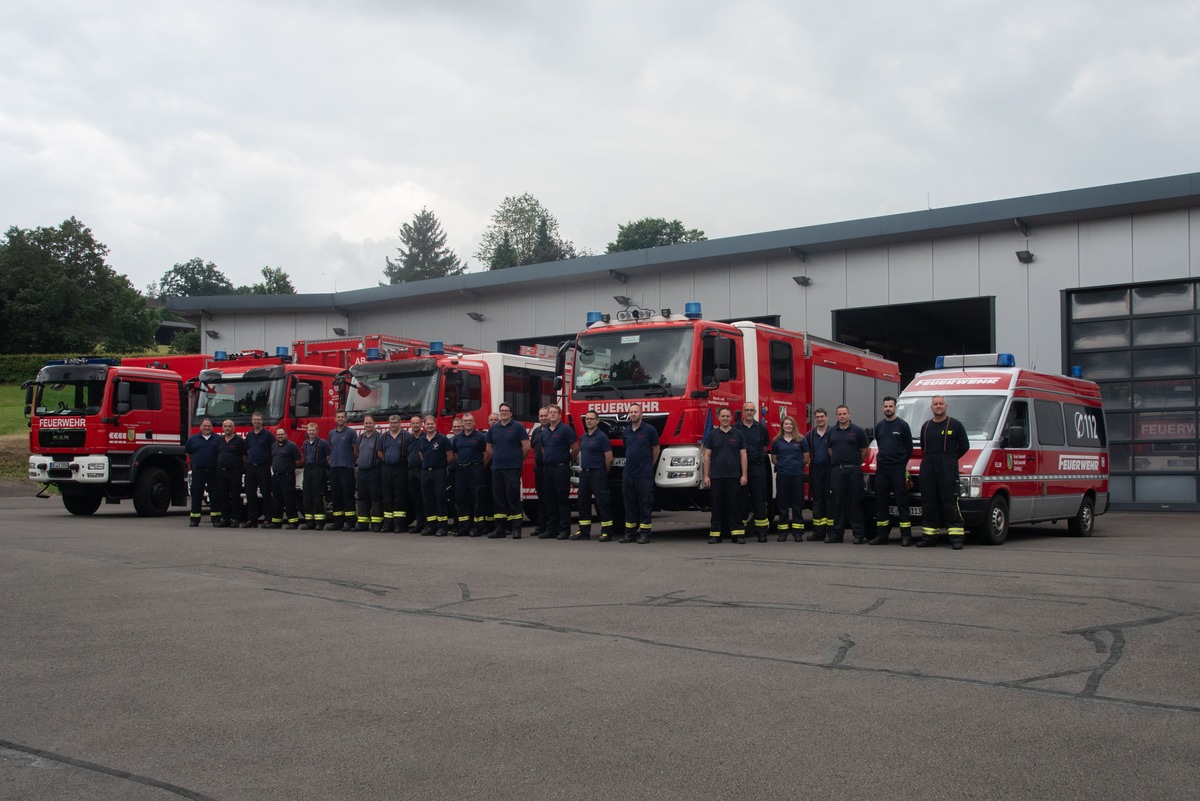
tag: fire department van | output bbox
[867,353,1109,544]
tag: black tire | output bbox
[974,495,1009,545]
[133,467,172,517]
[1067,495,1095,538]
[62,493,102,516]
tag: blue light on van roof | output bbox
[1071,365,1083,378]
[936,353,1017,369]
[997,353,1016,367]
[935,355,946,369]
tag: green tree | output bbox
[248,266,296,295]
[488,231,519,271]
[169,328,201,355]
[384,208,464,284]
[0,217,156,354]
[606,218,707,253]
[476,193,576,269]
[157,257,235,297]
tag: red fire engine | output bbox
[559,302,901,513]
[864,353,1110,544]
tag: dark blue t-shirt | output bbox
[487,421,529,470]
[622,423,660,478]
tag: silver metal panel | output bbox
[1078,217,1132,286]
[693,267,732,321]
[979,232,1030,366]
[886,241,933,305]
[1133,209,1191,282]
[845,247,889,307]
[932,238,980,300]
[802,252,846,339]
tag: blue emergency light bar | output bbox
[45,357,120,366]
[429,341,445,355]
[214,351,228,361]
[935,353,1017,369]
[275,346,290,358]
[684,302,702,319]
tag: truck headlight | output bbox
[669,456,697,467]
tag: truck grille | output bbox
[39,430,86,448]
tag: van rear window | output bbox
[1065,403,1106,447]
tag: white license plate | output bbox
[51,461,71,470]
[611,457,626,468]
[889,505,922,517]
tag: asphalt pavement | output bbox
[1,492,1197,801]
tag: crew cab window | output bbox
[1035,400,1066,446]
[769,341,793,392]
[127,381,162,411]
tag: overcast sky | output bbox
[3,0,1198,294]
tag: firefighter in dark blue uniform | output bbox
[770,415,809,541]
[737,402,772,541]
[872,395,915,545]
[530,407,549,536]
[539,404,578,540]
[242,412,273,527]
[380,415,413,533]
[268,428,302,528]
[451,413,488,536]
[620,403,660,544]
[828,405,869,543]
[354,415,383,531]
[417,415,454,536]
[214,419,247,527]
[185,418,219,527]
[916,395,971,550]
[405,416,425,532]
[326,409,358,531]
[704,407,747,544]
[573,410,613,541]
[486,403,530,539]
[805,409,833,541]
[300,422,330,530]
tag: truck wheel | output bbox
[974,495,1009,545]
[62,494,102,516]
[1067,495,1095,537]
[133,467,172,517]
[523,500,538,522]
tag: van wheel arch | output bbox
[974,493,1009,545]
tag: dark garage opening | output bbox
[834,297,995,384]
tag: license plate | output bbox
[889,505,922,517]
[51,461,71,470]
[611,457,626,468]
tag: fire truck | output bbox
[342,341,556,515]
[25,358,190,516]
[864,353,1109,544]
[293,334,484,369]
[559,302,901,514]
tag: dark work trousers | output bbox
[243,462,271,523]
[356,466,383,528]
[740,461,771,535]
[830,464,864,540]
[454,463,485,534]
[543,463,571,537]
[874,465,911,534]
[421,467,449,531]
[919,456,965,538]
[270,471,299,525]
[189,467,216,524]
[446,464,457,529]
[622,474,654,538]
[576,468,611,536]
[809,463,832,536]
[329,467,356,529]
[382,463,408,529]
[491,468,523,536]
[406,464,425,531]
[302,465,327,526]
[480,469,495,531]
[776,474,804,537]
[534,463,548,532]
[216,467,243,525]
[709,477,743,540]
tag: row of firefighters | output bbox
[182,396,970,548]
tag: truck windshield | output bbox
[193,378,285,426]
[35,381,107,416]
[344,370,440,421]
[895,394,1008,442]
[572,328,691,399]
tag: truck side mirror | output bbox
[294,384,312,419]
[864,426,874,441]
[115,381,132,416]
[23,383,33,416]
[1002,425,1025,448]
[713,367,730,383]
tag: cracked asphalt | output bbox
[1,492,1197,801]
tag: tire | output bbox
[1067,495,1095,538]
[62,493,102,516]
[974,495,1009,545]
[133,467,172,517]
[523,500,539,523]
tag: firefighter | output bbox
[451,413,488,536]
[417,415,454,536]
[737,401,772,541]
[214,418,247,528]
[405,415,425,533]
[530,406,550,536]
[805,409,833,541]
[379,414,413,533]
[620,402,660,544]
[354,415,383,531]
[827,405,869,543]
[268,428,302,529]
[704,407,747,544]
[185,418,219,527]
[478,411,500,534]
[326,409,358,531]
[916,395,971,550]
[572,410,613,541]
[539,404,578,540]
[872,395,915,546]
[300,422,330,530]
[485,402,531,539]
[770,415,808,541]
[242,411,273,528]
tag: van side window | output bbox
[769,340,793,392]
[1002,401,1030,448]
[1034,400,1066,446]
[1065,403,1106,447]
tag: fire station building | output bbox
[169,172,1200,510]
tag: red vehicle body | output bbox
[293,334,483,369]
[25,358,190,516]
[864,353,1110,544]
[342,344,557,514]
[560,303,901,512]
